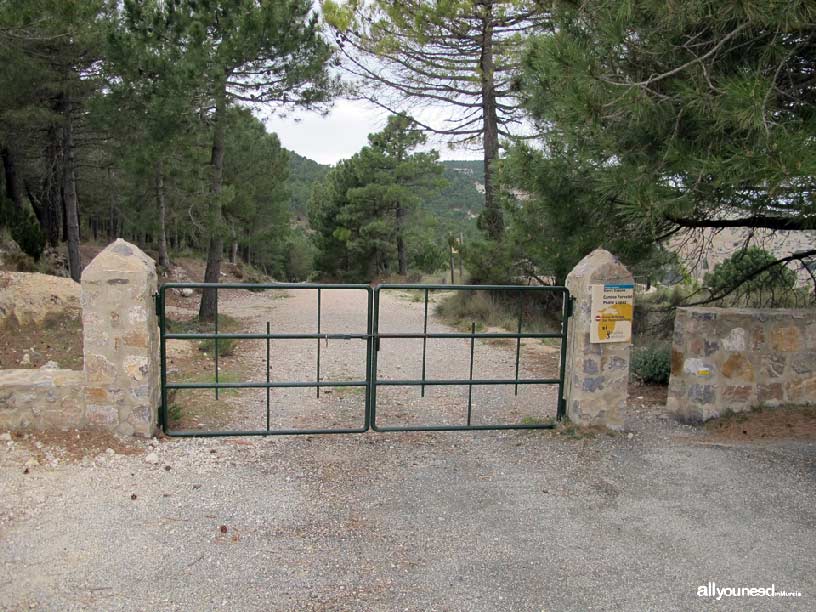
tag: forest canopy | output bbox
[1,0,813,313]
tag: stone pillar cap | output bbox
[80,239,156,282]
[567,249,632,283]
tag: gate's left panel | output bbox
[158,283,372,437]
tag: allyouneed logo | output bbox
[697,582,802,601]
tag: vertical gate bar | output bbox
[557,291,570,420]
[364,288,372,430]
[514,293,523,396]
[316,288,321,399]
[370,288,380,429]
[467,321,475,426]
[421,288,429,397]
[214,286,219,400]
[266,321,270,432]
[158,291,168,432]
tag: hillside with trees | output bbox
[286,155,484,231]
[287,150,330,221]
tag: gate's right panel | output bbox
[370,284,570,432]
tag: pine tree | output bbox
[325,0,549,241]
[310,115,443,280]
[512,0,816,283]
[122,0,338,320]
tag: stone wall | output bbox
[0,369,85,430]
[667,307,816,422]
[0,240,159,436]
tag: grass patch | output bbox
[166,313,241,334]
[520,416,555,427]
[167,371,243,427]
[198,337,237,357]
[167,397,237,428]
[174,370,242,390]
[166,314,242,358]
[327,385,366,398]
[555,420,612,439]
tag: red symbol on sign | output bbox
[594,315,601,321]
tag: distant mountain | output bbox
[424,160,485,225]
[285,151,485,229]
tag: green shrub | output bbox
[631,344,671,385]
[703,247,799,307]
[2,198,45,260]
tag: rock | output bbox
[0,271,80,329]
[0,432,12,441]
[20,353,31,365]
[627,432,634,439]
[180,288,194,298]
[40,360,60,370]
[145,452,160,465]
[25,457,39,468]
[105,448,115,456]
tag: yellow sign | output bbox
[590,283,634,343]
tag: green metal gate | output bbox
[157,283,571,437]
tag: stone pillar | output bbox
[564,249,633,430]
[81,239,159,437]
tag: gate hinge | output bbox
[565,297,575,318]
[557,397,566,421]
[154,292,161,317]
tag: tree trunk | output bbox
[198,78,227,322]
[449,242,455,284]
[108,167,117,242]
[61,100,82,282]
[458,232,464,280]
[155,159,171,268]
[396,202,407,275]
[230,240,238,264]
[36,126,63,248]
[479,1,503,240]
[1,146,24,212]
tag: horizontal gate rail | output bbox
[372,378,562,386]
[164,332,369,340]
[375,332,563,339]
[166,380,369,389]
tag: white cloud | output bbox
[261,98,484,165]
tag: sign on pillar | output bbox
[590,283,634,343]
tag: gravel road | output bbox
[1,288,814,611]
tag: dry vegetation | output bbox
[0,312,83,370]
[704,405,816,442]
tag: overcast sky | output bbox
[262,98,483,166]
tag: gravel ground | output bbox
[1,417,813,611]
[1,289,814,610]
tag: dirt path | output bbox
[169,287,561,433]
